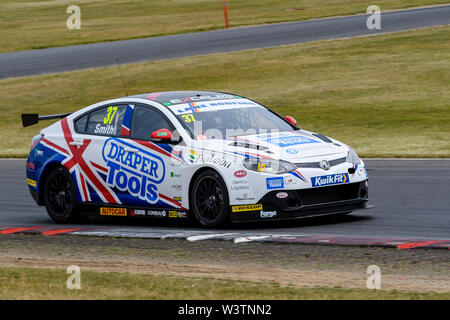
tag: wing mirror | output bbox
[151,128,172,140]
[150,128,182,143]
[284,115,297,126]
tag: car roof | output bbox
[129,91,242,106]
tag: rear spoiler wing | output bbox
[21,113,72,127]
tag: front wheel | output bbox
[190,169,230,228]
[43,166,80,223]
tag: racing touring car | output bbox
[22,91,369,227]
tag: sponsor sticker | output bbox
[168,210,178,218]
[148,210,166,217]
[170,172,181,178]
[194,154,232,168]
[27,178,36,187]
[232,204,263,212]
[266,177,284,189]
[235,192,256,201]
[231,185,249,191]
[260,210,277,218]
[311,173,349,187]
[173,196,182,201]
[177,211,187,218]
[169,98,258,115]
[102,138,165,204]
[131,209,146,216]
[276,192,288,199]
[156,131,169,137]
[286,148,299,154]
[265,135,319,147]
[284,176,296,185]
[100,207,127,216]
[234,170,247,178]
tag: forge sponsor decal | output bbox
[266,177,284,189]
[100,207,127,216]
[232,204,263,213]
[102,138,165,204]
[173,196,182,201]
[311,173,349,187]
[260,210,277,218]
[265,135,319,147]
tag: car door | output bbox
[72,103,130,204]
[126,104,181,209]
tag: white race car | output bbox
[23,91,369,227]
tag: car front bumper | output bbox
[230,180,369,222]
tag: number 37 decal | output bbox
[103,106,118,125]
[182,114,196,122]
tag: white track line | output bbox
[234,235,273,243]
[187,233,237,241]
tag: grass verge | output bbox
[0,27,449,157]
[0,1,448,52]
[0,266,448,300]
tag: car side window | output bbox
[131,105,173,140]
[74,114,88,133]
[84,105,126,136]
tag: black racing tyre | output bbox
[43,166,80,223]
[190,169,230,228]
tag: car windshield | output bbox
[168,99,294,140]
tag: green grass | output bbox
[0,266,448,299]
[0,0,448,52]
[0,27,449,157]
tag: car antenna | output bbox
[115,57,128,96]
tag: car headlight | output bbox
[243,158,296,174]
[347,148,361,164]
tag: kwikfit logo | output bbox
[311,173,349,187]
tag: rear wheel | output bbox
[191,169,230,228]
[43,166,80,223]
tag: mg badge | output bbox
[319,160,330,170]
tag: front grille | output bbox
[294,157,346,169]
[295,182,361,206]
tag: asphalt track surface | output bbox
[0,6,449,79]
[0,159,448,239]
